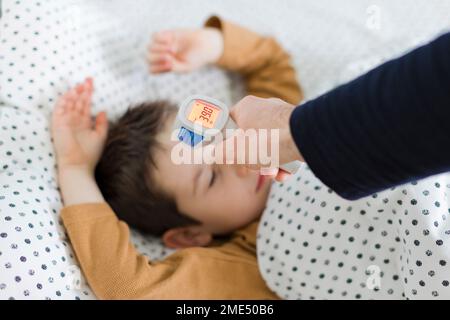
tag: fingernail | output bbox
[260,167,278,176]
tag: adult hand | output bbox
[217,95,304,181]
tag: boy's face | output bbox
[153,116,273,237]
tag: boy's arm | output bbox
[61,201,177,299]
[207,17,303,105]
[51,79,178,299]
[147,16,302,104]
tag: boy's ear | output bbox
[162,226,213,249]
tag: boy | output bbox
[52,16,303,299]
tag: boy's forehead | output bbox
[152,147,202,198]
[151,111,205,194]
[157,112,177,144]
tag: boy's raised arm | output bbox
[61,203,178,299]
[206,16,303,105]
[52,79,177,299]
[147,16,302,105]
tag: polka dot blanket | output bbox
[1,0,449,299]
[258,168,450,299]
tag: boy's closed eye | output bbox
[209,168,217,188]
[192,166,217,195]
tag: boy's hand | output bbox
[147,27,224,73]
[51,78,108,174]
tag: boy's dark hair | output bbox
[95,101,198,236]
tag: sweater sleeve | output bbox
[206,16,303,105]
[61,203,179,299]
[290,32,450,200]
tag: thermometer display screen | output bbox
[187,100,221,129]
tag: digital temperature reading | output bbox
[187,100,221,129]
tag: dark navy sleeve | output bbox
[289,32,450,200]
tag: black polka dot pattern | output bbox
[0,0,241,299]
[258,167,450,299]
[0,107,94,299]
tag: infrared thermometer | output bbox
[173,95,301,174]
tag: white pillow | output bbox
[0,0,239,299]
